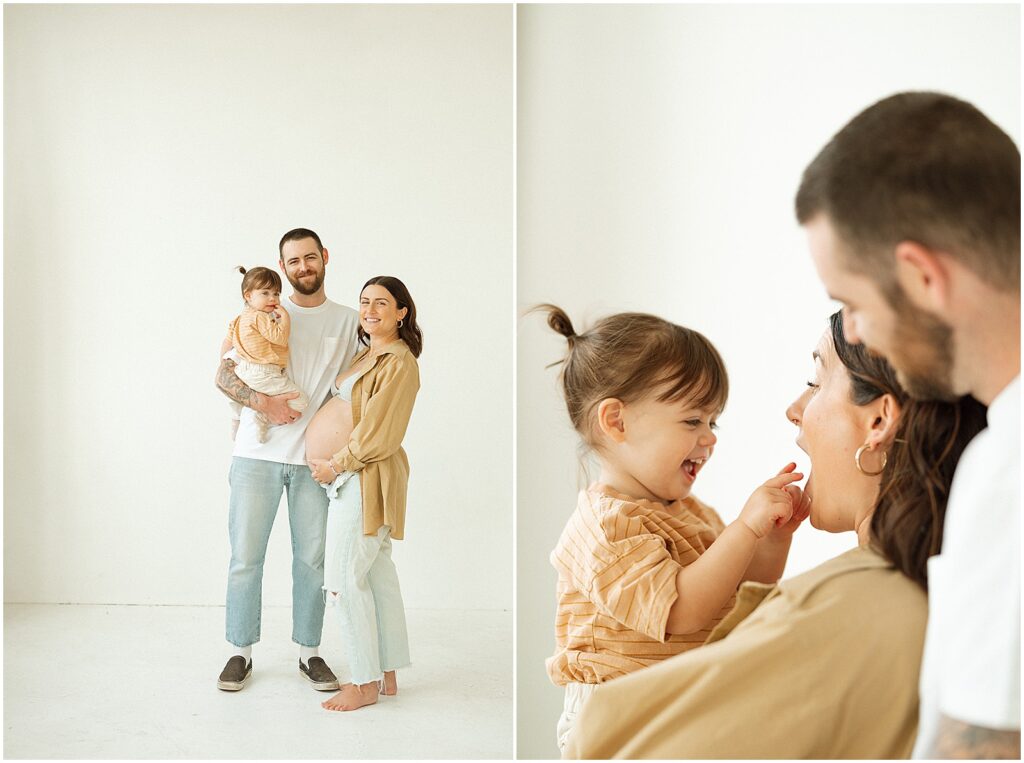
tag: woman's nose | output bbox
[786,399,802,427]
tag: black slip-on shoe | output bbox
[217,655,252,691]
[300,656,340,691]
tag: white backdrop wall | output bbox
[4,4,513,612]
[516,4,1020,758]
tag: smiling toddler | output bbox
[536,305,810,752]
[225,266,308,442]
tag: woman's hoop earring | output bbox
[855,444,887,476]
[397,319,404,328]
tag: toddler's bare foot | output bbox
[383,670,397,696]
[321,682,379,711]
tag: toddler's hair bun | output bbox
[236,266,247,276]
[534,303,576,341]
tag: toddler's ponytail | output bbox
[529,303,728,451]
[534,303,576,345]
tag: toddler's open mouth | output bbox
[682,457,707,480]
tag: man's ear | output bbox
[864,393,902,450]
[894,241,951,313]
[321,247,329,266]
[596,398,627,444]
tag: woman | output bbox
[563,311,987,758]
[305,275,422,712]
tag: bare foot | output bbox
[321,682,379,711]
[382,671,398,696]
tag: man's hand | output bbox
[258,391,301,425]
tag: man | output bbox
[794,92,1020,758]
[214,228,361,692]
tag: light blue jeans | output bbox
[226,457,328,648]
[323,472,411,685]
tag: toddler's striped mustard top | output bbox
[227,307,289,367]
[546,485,737,686]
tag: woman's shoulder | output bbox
[365,342,420,392]
[376,340,418,368]
[779,546,927,621]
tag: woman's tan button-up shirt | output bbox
[565,546,928,759]
[328,340,419,539]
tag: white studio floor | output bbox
[4,603,512,759]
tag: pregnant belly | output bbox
[304,396,355,462]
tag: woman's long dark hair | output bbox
[357,276,423,358]
[829,311,987,589]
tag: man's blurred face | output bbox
[804,214,957,401]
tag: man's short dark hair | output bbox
[279,228,324,258]
[796,91,1020,294]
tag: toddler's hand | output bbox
[739,463,803,539]
[772,480,812,539]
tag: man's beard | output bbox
[285,269,324,296]
[887,298,958,402]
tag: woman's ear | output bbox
[397,306,408,322]
[864,393,902,450]
[596,398,627,444]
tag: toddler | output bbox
[226,266,308,442]
[537,305,810,752]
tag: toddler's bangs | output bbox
[653,336,729,414]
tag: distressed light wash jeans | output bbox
[323,472,411,685]
[226,457,328,647]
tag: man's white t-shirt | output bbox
[913,375,1021,757]
[231,297,361,466]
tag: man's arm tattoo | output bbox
[215,358,256,408]
[933,715,1021,759]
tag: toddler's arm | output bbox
[665,465,801,635]
[254,307,290,346]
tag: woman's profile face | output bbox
[786,332,882,533]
